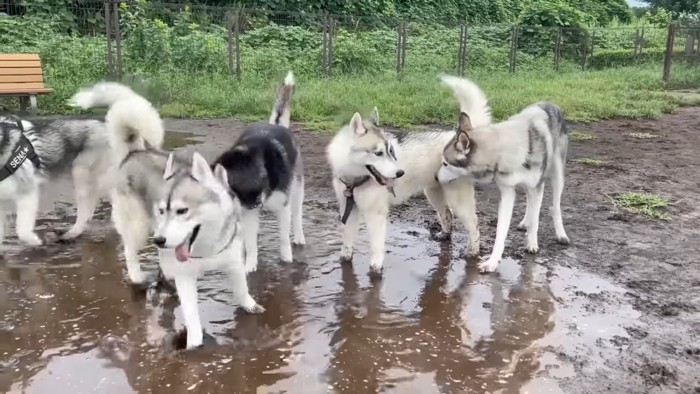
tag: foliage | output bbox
[640,0,700,16]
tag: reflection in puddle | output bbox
[0,193,638,393]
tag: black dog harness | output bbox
[0,118,41,183]
[337,176,396,224]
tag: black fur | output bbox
[213,122,298,210]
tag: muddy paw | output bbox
[19,234,43,247]
[431,231,452,241]
[478,257,499,273]
[292,235,306,246]
[244,261,258,274]
[340,247,353,263]
[368,265,384,279]
[525,244,539,254]
[517,222,528,231]
[242,303,266,314]
[557,235,571,245]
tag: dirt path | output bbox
[1,108,699,394]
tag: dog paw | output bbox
[127,270,149,285]
[525,244,540,254]
[431,231,451,241]
[368,265,384,278]
[478,256,499,273]
[557,235,571,245]
[517,221,528,231]
[292,235,306,246]
[242,303,266,314]
[19,233,43,246]
[340,247,353,263]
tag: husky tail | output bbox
[439,74,492,128]
[269,71,295,128]
[69,81,164,161]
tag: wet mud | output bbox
[2,108,700,393]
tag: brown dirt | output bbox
[1,108,699,393]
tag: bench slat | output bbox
[0,54,41,61]
[0,75,44,83]
[0,82,50,90]
[0,68,43,76]
[0,89,54,95]
[0,60,43,68]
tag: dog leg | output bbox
[517,188,531,231]
[112,192,149,284]
[241,209,259,273]
[424,186,453,241]
[227,240,265,314]
[15,190,42,246]
[62,167,100,240]
[479,186,516,273]
[290,177,306,246]
[333,178,360,263]
[277,204,293,263]
[551,159,570,244]
[444,178,480,257]
[174,275,203,349]
[525,185,544,254]
[365,210,388,274]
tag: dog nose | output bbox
[396,170,405,178]
[153,236,166,248]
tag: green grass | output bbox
[571,130,596,141]
[574,157,608,166]
[12,63,700,131]
[627,132,660,139]
[609,192,670,220]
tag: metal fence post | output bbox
[458,23,468,76]
[396,21,407,75]
[235,10,241,79]
[226,11,234,75]
[112,0,122,77]
[509,26,518,73]
[554,28,562,71]
[104,0,114,76]
[328,16,335,76]
[662,23,676,83]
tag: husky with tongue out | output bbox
[325,83,488,275]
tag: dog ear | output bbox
[370,106,379,126]
[213,164,229,188]
[350,112,366,136]
[455,113,472,151]
[190,152,214,183]
[163,152,176,180]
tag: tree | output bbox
[642,0,700,15]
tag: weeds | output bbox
[609,192,670,220]
[571,130,595,141]
[628,132,660,139]
[575,157,607,166]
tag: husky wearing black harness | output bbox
[0,115,114,248]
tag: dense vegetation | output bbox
[1,0,699,126]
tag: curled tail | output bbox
[439,74,492,128]
[269,71,295,128]
[69,82,164,161]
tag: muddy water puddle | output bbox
[1,203,639,394]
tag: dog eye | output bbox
[374,151,384,156]
[176,208,189,215]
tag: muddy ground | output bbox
[1,108,699,394]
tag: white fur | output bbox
[439,74,492,128]
[437,77,569,273]
[269,71,295,129]
[327,111,482,274]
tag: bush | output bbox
[588,48,665,69]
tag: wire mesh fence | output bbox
[1,0,699,83]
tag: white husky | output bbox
[436,75,571,273]
[326,89,490,274]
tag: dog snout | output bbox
[396,170,405,178]
[153,236,166,248]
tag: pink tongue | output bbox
[384,178,395,188]
[175,243,190,262]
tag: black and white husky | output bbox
[0,113,113,248]
[436,75,571,273]
[212,71,305,274]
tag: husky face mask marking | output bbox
[153,152,234,262]
[347,108,404,187]
[437,112,474,184]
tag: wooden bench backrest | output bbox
[0,53,49,92]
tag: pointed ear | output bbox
[190,151,214,183]
[458,112,472,132]
[213,164,229,188]
[350,112,366,136]
[163,152,176,180]
[370,106,379,126]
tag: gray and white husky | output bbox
[436,75,571,273]
[212,71,305,273]
[72,81,264,349]
[0,114,114,247]
[326,83,490,274]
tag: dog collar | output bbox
[0,120,41,184]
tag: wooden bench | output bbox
[0,53,54,114]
